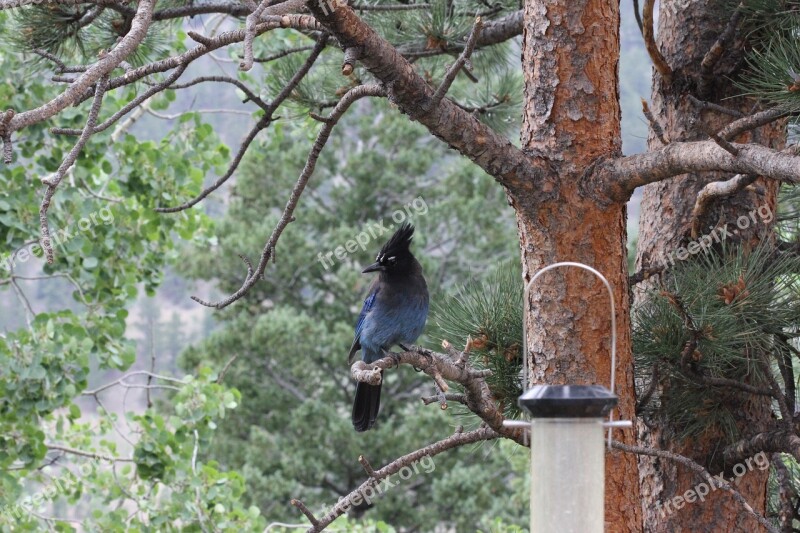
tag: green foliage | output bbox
[0,0,650,529]
[737,29,800,112]
[0,29,262,529]
[633,242,800,441]
[734,1,800,113]
[5,6,177,66]
[254,0,524,135]
[432,264,524,418]
[177,97,526,529]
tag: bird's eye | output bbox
[386,256,396,265]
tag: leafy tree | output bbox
[178,97,527,529]
[1,0,800,531]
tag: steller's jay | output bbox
[348,223,429,432]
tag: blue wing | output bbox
[348,287,379,363]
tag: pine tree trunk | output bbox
[633,0,784,529]
[518,1,642,530]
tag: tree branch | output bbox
[4,0,154,138]
[350,345,523,443]
[697,7,741,98]
[641,98,668,145]
[192,83,385,308]
[296,426,500,532]
[156,34,328,214]
[719,107,790,141]
[642,0,671,80]
[613,441,778,533]
[39,76,108,263]
[724,430,800,464]
[690,173,757,238]
[429,17,483,109]
[46,443,134,463]
[69,15,322,109]
[305,1,538,190]
[595,140,800,201]
[632,0,643,35]
[51,64,189,136]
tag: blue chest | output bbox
[359,287,429,356]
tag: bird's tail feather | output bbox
[352,379,382,432]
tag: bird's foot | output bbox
[387,351,403,368]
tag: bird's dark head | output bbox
[362,223,417,275]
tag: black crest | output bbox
[377,223,415,262]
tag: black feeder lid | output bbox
[518,384,618,418]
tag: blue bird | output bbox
[349,223,429,432]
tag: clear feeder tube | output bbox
[529,417,606,533]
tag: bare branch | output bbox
[307,1,538,190]
[5,0,155,137]
[719,107,790,141]
[290,499,319,527]
[156,34,329,214]
[641,98,668,145]
[642,0,672,80]
[82,370,187,395]
[51,64,188,137]
[241,0,274,71]
[470,9,521,48]
[724,430,800,465]
[300,427,500,532]
[170,75,269,110]
[421,392,467,406]
[341,46,361,76]
[358,455,377,477]
[40,76,108,263]
[697,7,741,97]
[192,83,385,308]
[254,44,315,64]
[65,16,322,110]
[688,95,744,118]
[690,173,757,238]
[706,129,739,156]
[216,354,240,384]
[613,441,778,533]
[429,17,483,109]
[595,140,800,201]
[32,49,79,74]
[46,443,134,463]
[632,0,643,35]
[350,345,520,442]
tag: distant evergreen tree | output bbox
[178,98,527,528]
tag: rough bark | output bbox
[633,0,783,530]
[518,1,642,530]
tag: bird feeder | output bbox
[504,262,631,533]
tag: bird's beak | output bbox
[361,262,384,273]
